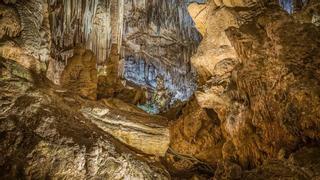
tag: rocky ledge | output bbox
[0,58,169,179]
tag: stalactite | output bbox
[49,0,112,64]
[47,0,200,101]
[122,0,200,102]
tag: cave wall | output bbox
[47,0,113,84]
[0,0,50,73]
[45,0,109,62]
[45,0,201,102]
[168,0,320,178]
[122,0,201,102]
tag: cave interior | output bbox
[1,0,320,179]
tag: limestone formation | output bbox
[97,44,147,105]
[294,0,320,25]
[0,4,21,39]
[242,147,320,179]
[168,0,320,178]
[0,1,49,73]
[215,5,320,168]
[1,0,320,179]
[153,76,171,112]
[122,0,201,102]
[0,58,169,179]
[47,0,200,103]
[97,44,123,99]
[60,47,98,100]
[81,102,170,157]
[168,98,224,172]
[188,0,240,83]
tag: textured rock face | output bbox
[212,0,261,7]
[220,6,320,168]
[293,0,320,26]
[14,0,52,64]
[97,44,122,99]
[0,58,169,179]
[242,147,320,179]
[188,1,240,82]
[188,0,270,83]
[0,4,21,39]
[48,0,112,64]
[47,0,113,84]
[168,0,320,178]
[168,98,224,169]
[46,0,200,102]
[60,47,98,100]
[2,0,320,179]
[82,102,170,157]
[122,0,201,102]
[0,0,199,103]
[0,1,49,73]
[97,44,147,105]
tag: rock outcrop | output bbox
[0,58,169,179]
[294,0,320,26]
[97,44,122,99]
[219,5,320,168]
[169,0,320,178]
[168,98,224,171]
[188,0,240,83]
[46,0,200,102]
[242,147,320,179]
[60,47,98,100]
[97,44,147,105]
[0,1,48,73]
[0,4,21,39]
[82,101,170,157]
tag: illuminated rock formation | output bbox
[0,58,169,179]
[1,0,320,179]
[0,4,21,39]
[82,100,170,157]
[60,47,98,100]
[168,0,320,178]
[46,0,200,102]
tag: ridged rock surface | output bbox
[219,5,320,167]
[0,58,169,179]
[166,97,223,175]
[60,47,98,100]
[82,102,170,157]
[46,0,200,101]
[188,1,240,82]
[0,4,21,39]
[122,0,201,101]
[169,0,320,178]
